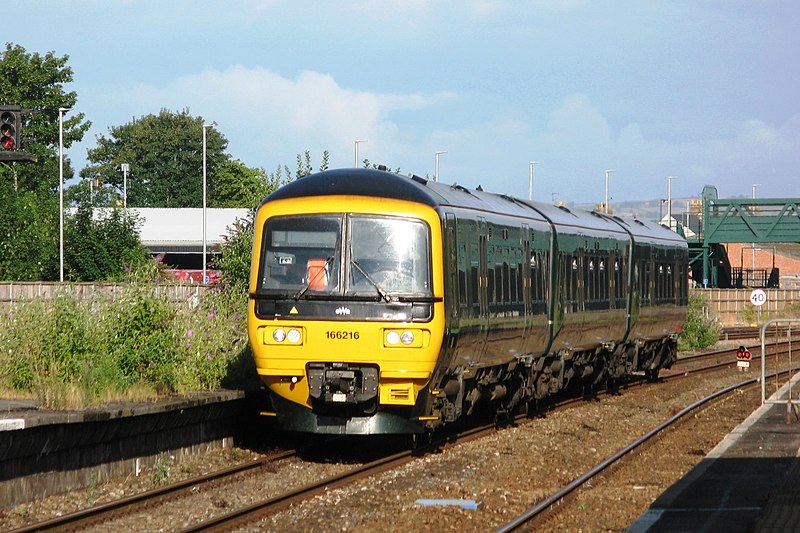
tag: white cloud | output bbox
[122,65,455,169]
[524,94,800,201]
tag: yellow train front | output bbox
[248,168,447,434]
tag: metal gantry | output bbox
[690,186,800,288]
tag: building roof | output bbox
[133,208,250,253]
[80,207,251,254]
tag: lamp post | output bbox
[120,163,130,208]
[604,169,615,214]
[354,140,367,167]
[667,176,676,230]
[202,123,214,284]
[58,107,69,283]
[434,151,447,182]
[752,184,758,273]
[528,161,539,201]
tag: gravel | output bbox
[0,360,765,532]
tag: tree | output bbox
[294,150,330,179]
[81,109,232,208]
[0,178,59,280]
[210,159,282,209]
[212,214,254,293]
[0,43,91,281]
[0,43,91,193]
[63,187,151,281]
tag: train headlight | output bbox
[386,331,401,345]
[383,329,425,348]
[400,331,415,345]
[287,328,302,343]
[264,326,303,345]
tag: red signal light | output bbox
[0,110,19,151]
[736,346,752,360]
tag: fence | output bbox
[694,288,800,326]
[0,282,207,311]
[759,319,800,406]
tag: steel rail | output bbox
[495,375,766,532]
[8,450,297,533]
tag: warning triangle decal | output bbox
[289,306,299,315]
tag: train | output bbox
[247,167,689,435]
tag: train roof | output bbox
[265,168,685,247]
[608,215,688,249]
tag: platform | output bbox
[0,391,253,508]
[629,373,800,532]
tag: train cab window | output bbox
[260,215,342,292]
[259,214,431,298]
[348,216,430,295]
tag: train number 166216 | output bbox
[326,330,360,340]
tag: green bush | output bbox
[0,255,256,408]
[679,293,721,351]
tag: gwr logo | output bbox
[335,306,351,315]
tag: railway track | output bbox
[495,376,763,532]
[669,338,797,376]
[497,351,800,531]
[7,450,298,533]
[9,341,790,532]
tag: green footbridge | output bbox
[684,186,800,288]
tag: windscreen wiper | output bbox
[350,259,392,302]
[292,256,334,301]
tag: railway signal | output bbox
[0,105,36,163]
[0,105,21,151]
[736,345,751,371]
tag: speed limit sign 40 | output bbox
[750,289,767,307]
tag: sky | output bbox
[7,0,800,206]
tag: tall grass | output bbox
[0,260,256,409]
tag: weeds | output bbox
[0,259,256,408]
[678,293,721,351]
[151,453,173,486]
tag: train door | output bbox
[477,217,489,360]
[444,212,459,320]
[521,223,532,349]
[478,218,489,314]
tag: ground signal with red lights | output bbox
[737,345,751,371]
